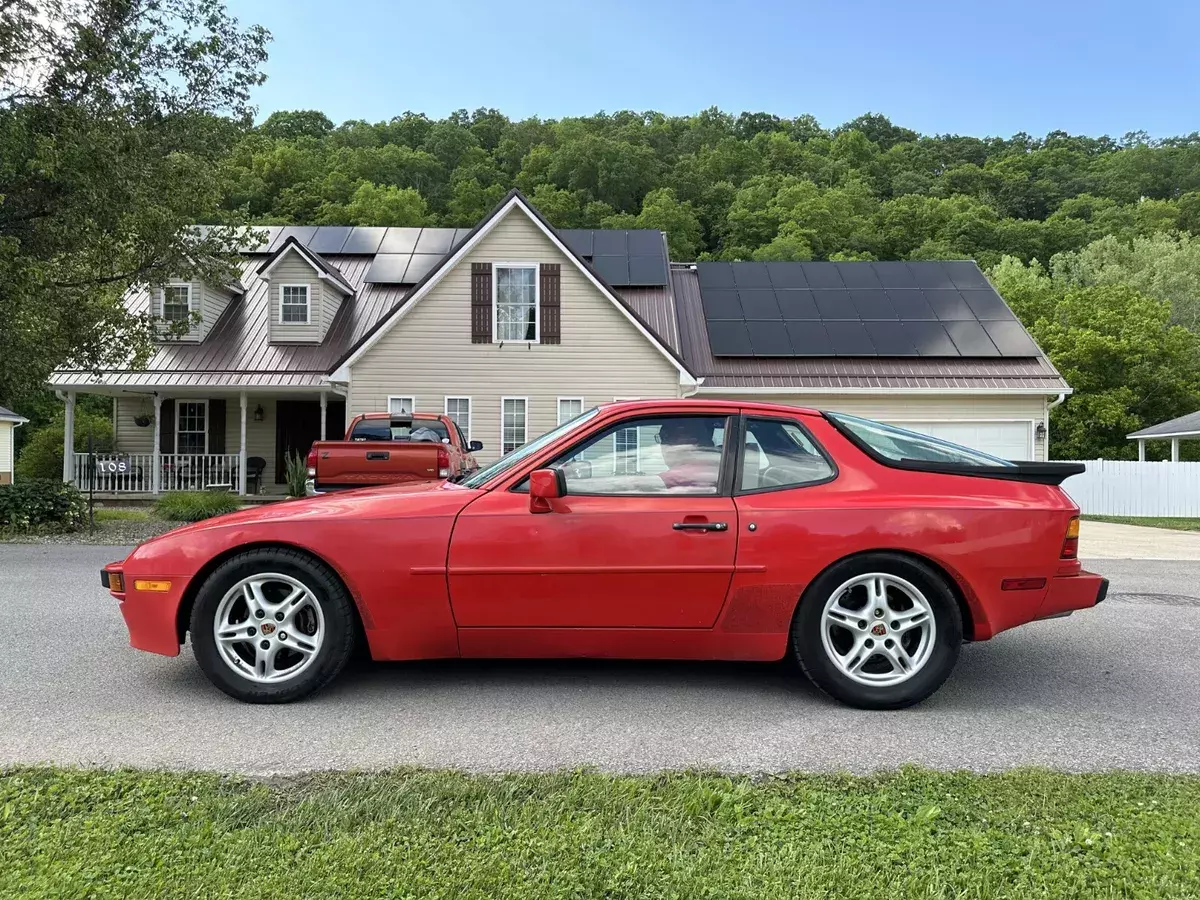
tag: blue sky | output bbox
[228,0,1199,139]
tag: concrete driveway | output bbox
[1079,520,1200,560]
[2,544,1198,774]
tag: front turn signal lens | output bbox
[107,572,125,592]
[133,579,172,593]
[1061,516,1080,559]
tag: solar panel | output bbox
[592,230,627,256]
[942,260,991,290]
[905,321,960,356]
[747,320,794,355]
[707,320,753,355]
[627,256,670,286]
[339,227,386,254]
[800,262,844,289]
[415,228,455,254]
[826,321,875,355]
[774,289,820,319]
[308,226,352,254]
[960,289,1013,320]
[766,262,809,288]
[886,290,937,320]
[696,262,736,288]
[700,289,743,319]
[944,320,1000,356]
[378,227,421,254]
[848,290,896,320]
[592,255,630,284]
[836,262,882,289]
[906,261,957,290]
[559,229,593,256]
[403,253,441,283]
[363,253,412,283]
[872,262,919,289]
[865,321,917,356]
[924,290,975,321]
[814,289,855,319]
[243,225,281,253]
[739,288,781,319]
[452,227,473,249]
[982,320,1040,356]
[269,226,317,251]
[786,321,833,355]
[732,262,772,288]
[627,230,663,255]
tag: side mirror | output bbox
[529,467,566,513]
[468,440,484,453]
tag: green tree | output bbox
[343,182,429,226]
[633,189,703,260]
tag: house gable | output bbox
[257,242,351,345]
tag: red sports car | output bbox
[102,400,1107,709]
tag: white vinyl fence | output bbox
[1060,460,1200,516]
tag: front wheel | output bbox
[791,553,962,709]
[190,548,357,703]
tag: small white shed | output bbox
[0,406,29,484]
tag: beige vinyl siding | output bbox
[268,251,324,343]
[348,209,681,464]
[201,284,234,334]
[320,280,344,334]
[0,422,13,480]
[700,392,1050,461]
[225,398,279,489]
[114,396,157,454]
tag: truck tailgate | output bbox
[315,442,442,488]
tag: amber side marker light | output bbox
[1061,517,1080,559]
[107,572,124,592]
[1001,578,1047,591]
[133,580,172,593]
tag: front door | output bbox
[274,399,344,484]
[448,413,738,628]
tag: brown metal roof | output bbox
[670,266,1069,392]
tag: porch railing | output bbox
[72,453,241,493]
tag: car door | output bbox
[447,413,738,629]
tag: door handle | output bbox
[672,521,728,532]
[365,451,390,461]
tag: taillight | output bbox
[306,448,317,477]
[1061,516,1080,559]
[437,446,451,479]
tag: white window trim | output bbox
[444,396,472,440]
[387,396,416,416]
[501,396,529,454]
[492,261,540,344]
[174,399,209,455]
[162,283,193,324]
[279,283,311,325]
[557,396,584,426]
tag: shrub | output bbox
[154,491,242,523]
[0,480,87,532]
[15,413,114,481]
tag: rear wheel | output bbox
[792,553,962,709]
[190,548,356,703]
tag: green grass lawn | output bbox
[3,768,1198,899]
[1083,515,1200,532]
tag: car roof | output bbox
[596,398,822,418]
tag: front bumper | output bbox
[1036,572,1109,620]
[102,563,187,657]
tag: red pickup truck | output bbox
[305,412,482,493]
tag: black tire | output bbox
[189,548,357,703]
[791,552,962,710]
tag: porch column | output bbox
[239,392,248,496]
[1171,438,1180,462]
[1138,438,1146,462]
[319,391,328,440]
[151,394,162,494]
[61,391,76,484]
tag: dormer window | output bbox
[493,263,539,342]
[280,284,310,324]
[163,285,192,324]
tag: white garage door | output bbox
[888,421,1032,461]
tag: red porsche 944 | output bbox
[102,400,1106,709]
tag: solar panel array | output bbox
[696,261,1038,358]
[558,229,670,286]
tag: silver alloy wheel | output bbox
[212,572,325,684]
[819,572,936,687]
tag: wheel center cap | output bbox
[871,623,887,636]
[261,622,276,635]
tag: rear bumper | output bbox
[1036,572,1108,620]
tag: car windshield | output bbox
[827,412,1015,467]
[460,407,601,489]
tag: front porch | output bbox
[59,388,346,495]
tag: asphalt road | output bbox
[2,545,1198,774]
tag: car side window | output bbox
[739,418,835,492]
[547,415,729,496]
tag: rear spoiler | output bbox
[893,459,1085,486]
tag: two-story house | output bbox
[49,189,1070,496]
